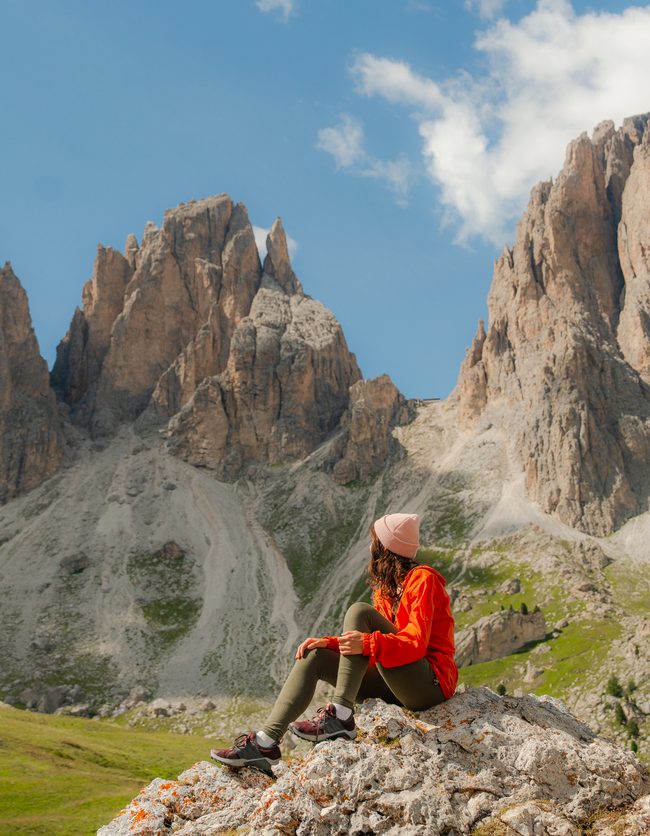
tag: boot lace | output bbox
[313,704,336,733]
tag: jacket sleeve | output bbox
[320,635,340,652]
[362,571,435,667]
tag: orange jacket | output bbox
[325,564,457,700]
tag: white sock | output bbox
[255,730,277,748]
[333,703,352,720]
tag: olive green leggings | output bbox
[261,602,445,742]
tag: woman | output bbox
[210,512,457,773]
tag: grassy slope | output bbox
[0,706,216,836]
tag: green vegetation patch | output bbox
[0,704,214,836]
[604,559,650,616]
[416,547,457,579]
[126,542,202,654]
[432,496,476,544]
[442,548,579,633]
[284,513,362,607]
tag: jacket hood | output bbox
[406,562,447,587]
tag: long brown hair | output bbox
[367,525,418,606]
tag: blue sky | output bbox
[2,0,650,398]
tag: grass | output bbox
[448,544,627,705]
[440,549,578,632]
[416,547,457,577]
[0,704,217,836]
[604,559,650,616]
[140,597,202,648]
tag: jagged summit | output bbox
[263,217,303,295]
[49,194,370,479]
[455,113,650,535]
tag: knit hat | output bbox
[373,513,420,558]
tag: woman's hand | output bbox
[338,630,364,655]
[295,637,328,659]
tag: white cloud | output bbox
[465,0,507,20]
[317,113,413,205]
[352,54,443,109]
[348,1,650,245]
[253,225,299,261]
[316,114,365,169]
[256,0,295,21]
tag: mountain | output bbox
[455,115,650,536]
[1,116,650,764]
[0,198,410,706]
[50,195,366,478]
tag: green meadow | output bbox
[0,705,216,836]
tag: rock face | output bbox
[97,688,650,835]
[455,114,650,535]
[0,263,64,502]
[455,608,547,668]
[51,197,363,478]
[330,374,413,484]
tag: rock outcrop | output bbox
[0,263,64,502]
[51,197,364,478]
[455,608,547,668]
[330,374,413,484]
[98,688,650,835]
[455,114,650,535]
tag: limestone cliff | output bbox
[0,263,64,503]
[329,374,414,484]
[455,114,650,535]
[51,197,364,478]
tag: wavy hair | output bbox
[367,524,418,608]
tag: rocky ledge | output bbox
[98,687,650,835]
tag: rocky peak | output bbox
[262,217,302,295]
[330,374,413,484]
[51,194,368,478]
[454,113,650,535]
[51,194,262,433]
[0,262,64,502]
[51,244,133,412]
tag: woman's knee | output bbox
[343,601,375,630]
[300,646,326,666]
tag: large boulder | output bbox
[455,608,547,667]
[330,374,413,484]
[97,687,650,835]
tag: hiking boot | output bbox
[210,732,281,775]
[289,703,356,743]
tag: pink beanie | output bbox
[373,513,420,558]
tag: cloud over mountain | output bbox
[328,0,650,245]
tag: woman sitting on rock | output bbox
[210,512,457,773]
